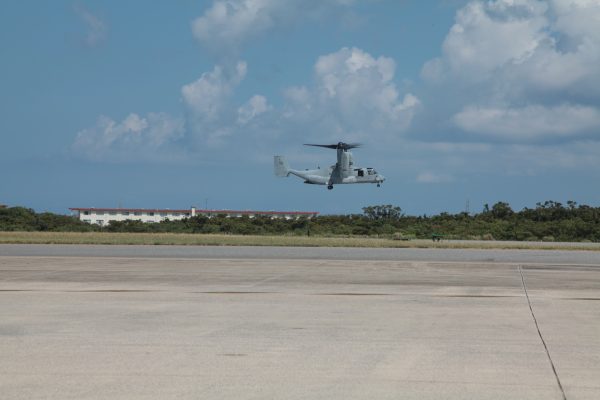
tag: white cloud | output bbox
[192,0,277,52]
[191,0,360,55]
[440,0,549,80]
[181,61,248,146]
[156,47,418,157]
[284,47,419,142]
[182,62,247,121]
[238,95,271,124]
[420,0,600,143]
[72,113,184,161]
[73,61,251,161]
[551,0,600,43]
[74,3,107,47]
[425,0,600,92]
[454,104,600,140]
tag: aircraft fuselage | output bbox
[274,144,385,189]
[289,166,384,186]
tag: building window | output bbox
[83,219,91,223]
[160,213,167,217]
[83,211,90,215]
[122,211,129,216]
[173,213,180,216]
[109,211,117,215]
[148,212,155,216]
[96,211,105,215]
[134,212,142,216]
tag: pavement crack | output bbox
[518,265,567,400]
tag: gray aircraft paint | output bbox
[274,143,385,189]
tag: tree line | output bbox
[1,200,600,242]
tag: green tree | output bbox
[491,202,514,219]
[362,205,402,221]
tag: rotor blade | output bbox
[304,142,362,150]
[304,144,339,149]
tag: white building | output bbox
[70,207,319,226]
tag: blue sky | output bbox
[2,0,600,215]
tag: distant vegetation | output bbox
[1,201,600,242]
[0,207,97,232]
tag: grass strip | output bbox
[1,231,599,251]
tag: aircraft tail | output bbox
[274,156,290,177]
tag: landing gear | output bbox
[327,185,334,190]
[377,183,381,187]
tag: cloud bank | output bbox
[72,113,184,162]
[421,0,600,142]
[72,0,600,186]
[283,47,419,143]
[191,0,361,56]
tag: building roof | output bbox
[70,207,191,213]
[69,207,319,216]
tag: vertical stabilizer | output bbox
[274,156,290,177]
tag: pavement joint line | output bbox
[518,264,567,400]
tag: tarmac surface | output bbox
[1,245,600,399]
[3,243,600,264]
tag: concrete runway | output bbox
[4,243,600,264]
[1,245,600,399]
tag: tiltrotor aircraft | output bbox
[274,142,385,190]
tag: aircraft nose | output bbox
[377,175,385,182]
